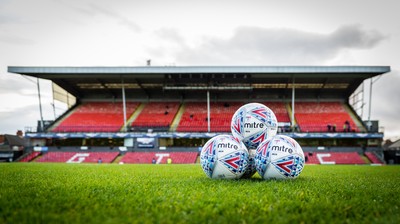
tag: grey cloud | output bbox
[154,28,185,44]
[57,0,96,17]
[0,14,17,25]
[88,3,141,32]
[0,76,37,95]
[331,25,386,48]
[175,25,386,65]
[0,104,39,134]
[147,28,186,58]
[58,1,141,32]
[0,9,24,25]
[0,35,35,45]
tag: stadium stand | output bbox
[19,151,41,162]
[36,152,119,163]
[8,66,391,165]
[177,102,290,132]
[53,102,139,132]
[305,153,320,164]
[324,152,365,164]
[120,152,198,164]
[177,102,242,132]
[305,152,365,165]
[131,102,180,131]
[294,102,359,132]
[365,152,384,164]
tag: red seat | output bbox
[305,153,320,164]
[53,102,139,132]
[177,102,242,132]
[305,152,365,164]
[177,102,291,132]
[131,102,180,130]
[19,151,41,162]
[36,152,119,163]
[120,152,198,164]
[294,102,359,132]
[365,152,383,164]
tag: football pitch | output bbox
[0,163,399,224]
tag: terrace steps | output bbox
[31,153,43,162]
[123,102,146,131]
[360,155,371,164]
[365,152,385,164]
[286,102,295,126]
[112,154,124,164]
[170,103,185,132]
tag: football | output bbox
[241,149,257,178]
[254,135,305,180]
[200,134,249,179]
[231,103,278,149]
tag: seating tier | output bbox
[19,151,41,162]
[131,102,180,131]
[36,152,119,163]
[177,102,242,132]
[294,102,359,132]
[305,152,365,164]
[365,152,383,164]
[53,102,139,132]
[120,152,198,164]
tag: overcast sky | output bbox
[0,0,399,140]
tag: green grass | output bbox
[0,164,399,224]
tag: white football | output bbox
[255,135,305,180]
[241,149,257,178]
[200,134,249,179]
[231,103,278,150]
